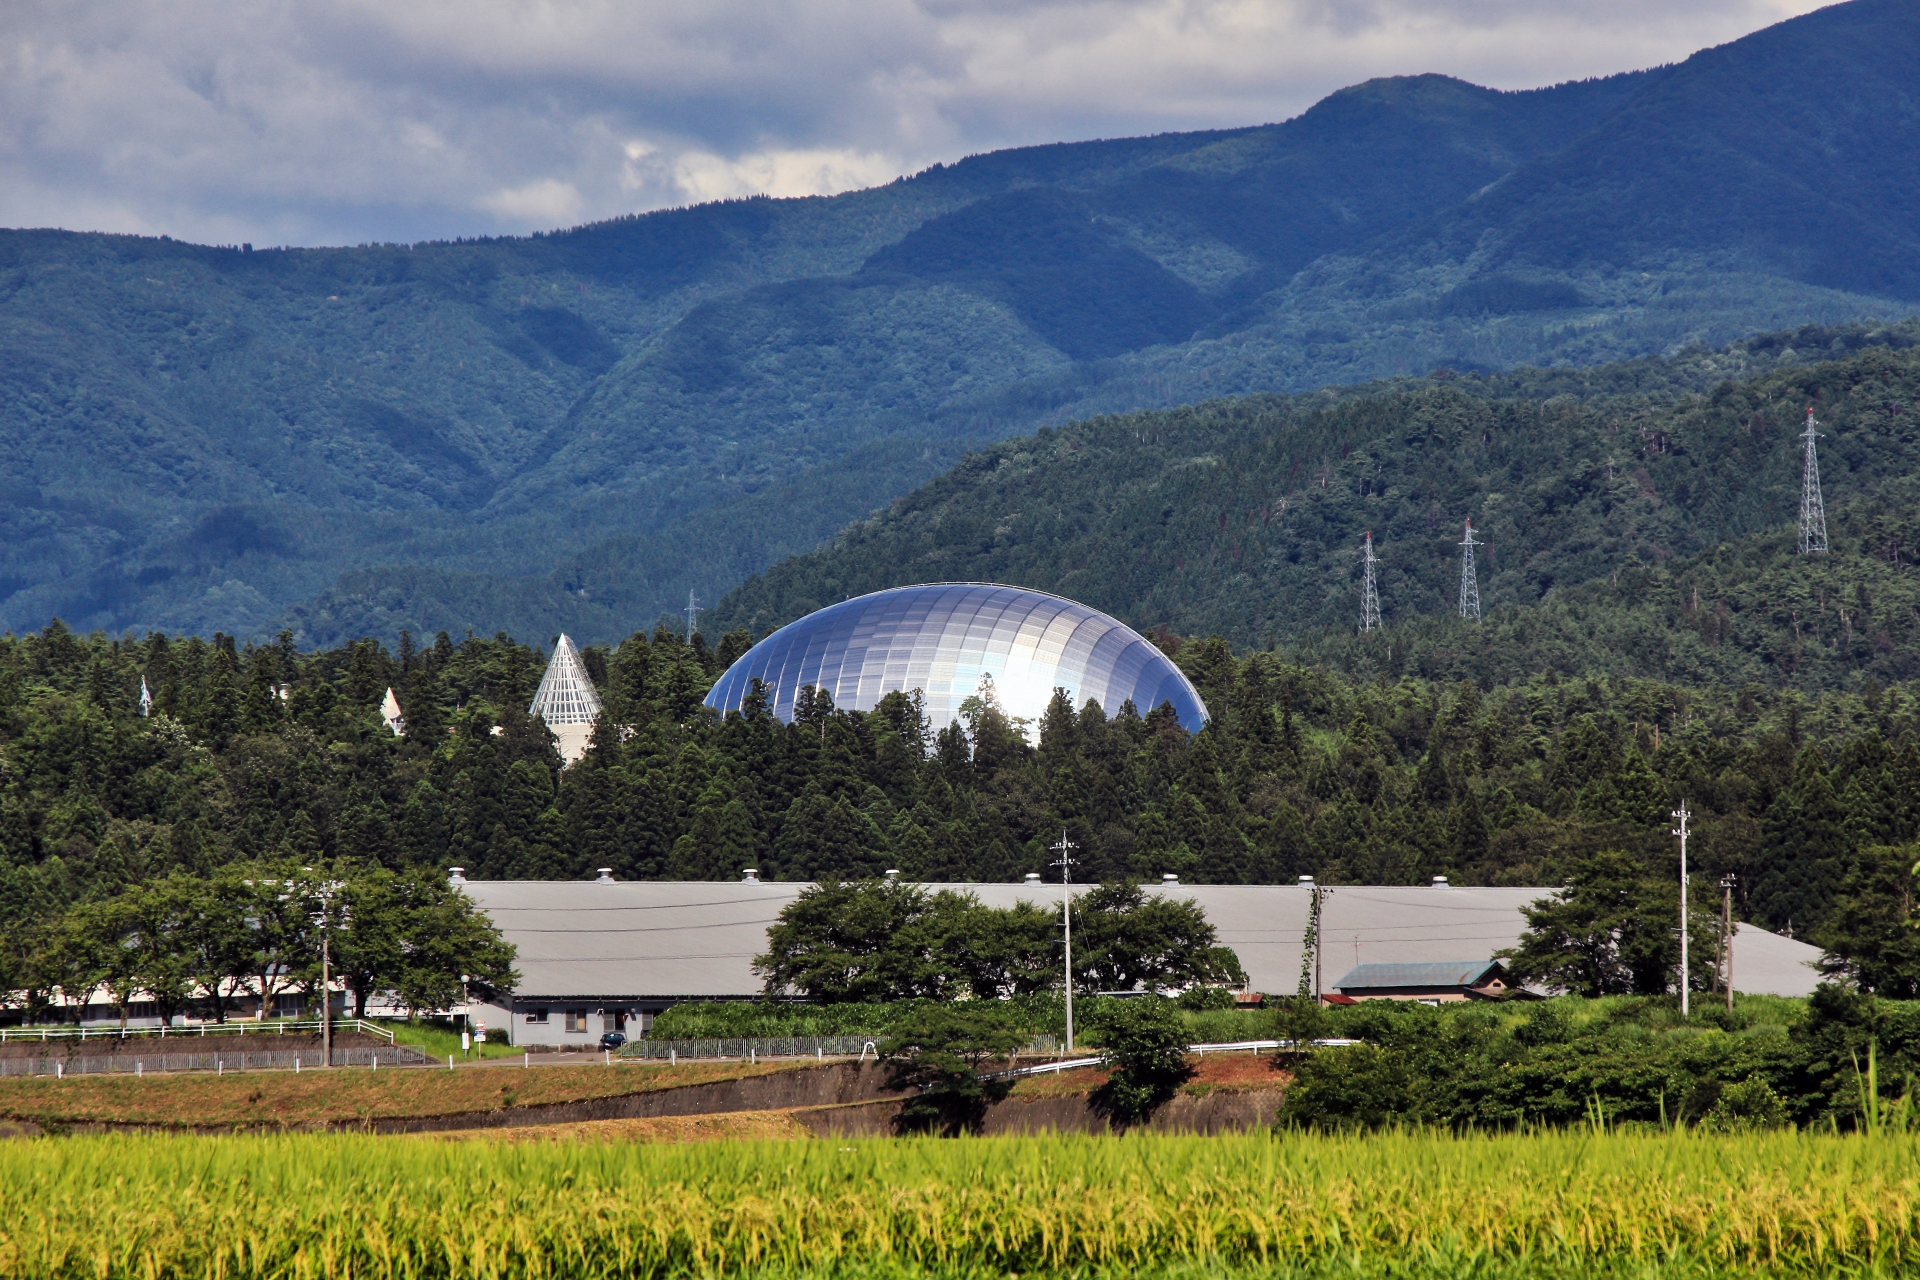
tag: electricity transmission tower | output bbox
[1359,532,1382,633]
[1458,519,1482,621]
[1799,408,1829,554]
[684,590,701,643]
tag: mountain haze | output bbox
[0,0,1914,644]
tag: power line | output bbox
[481,896,799,913]
[496,916,785,934]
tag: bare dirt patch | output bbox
[1010,1052,1288,1099]
[0,1059,812,1129]
[438,1108,811,1144]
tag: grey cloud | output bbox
[0,0,1824,246]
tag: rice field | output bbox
[4,1129,1920,1279]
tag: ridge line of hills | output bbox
[704,321,1920,696]
[2,0,1917,645]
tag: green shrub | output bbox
[1085,996,1194,1126]
[1704,1077,1792,1132]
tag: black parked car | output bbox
[598,1031,627,1051]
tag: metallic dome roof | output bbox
[704,583,1208,735]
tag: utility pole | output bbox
[1458,519,1482,621]
[1360,532,1382,633]
[1720,875,1737,1015]
[1050,830,1077,1054]
[1296,880,1329,1004]
[1672,803,1691,1018]
[305,872,346,1066]
[684,590,701,643]
[1799,408,1829,554]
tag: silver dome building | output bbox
[703,583,1208,736]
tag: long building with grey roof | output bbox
[454,873,1827,1048]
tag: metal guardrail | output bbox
[993,1039,1357,1081]
[616,1035,1360,1069]
[622,1034,1065,1063]
[998,1056,1106,1079]
[1189,1039,1359,1053]
[622,1036,878,1061]
[0,1018,396,1045]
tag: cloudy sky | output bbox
[0,0,1830,247]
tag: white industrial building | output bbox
[455,873,1827,1049]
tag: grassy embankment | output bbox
[0,1059,805,1128]
[376,1018,529,1062]
[3,1130,1917,1279]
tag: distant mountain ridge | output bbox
[709,322,1920,693]
[0,0,1914,643]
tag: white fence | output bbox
[0,1018,395,1045]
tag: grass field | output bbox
[379,1018,529,1061]
[2,1129,1917,1278]
[0,1058,802,1128]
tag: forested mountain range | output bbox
[713,324,1920,693]
[2,0,1915,645]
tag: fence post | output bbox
[524,1052,529,1069]
[448,1054,454,1070]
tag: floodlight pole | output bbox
[1672,803,1691,1018]
[1050,830,1078,1054]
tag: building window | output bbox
[565,1009,589,1033]
[524,1009,548,1025]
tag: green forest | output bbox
[2,610,1916,995]
[714,328,1920,691]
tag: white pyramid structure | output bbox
[528,634,602,764]
[380,687,406,736]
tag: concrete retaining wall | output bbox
[359,1061,902,1134]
